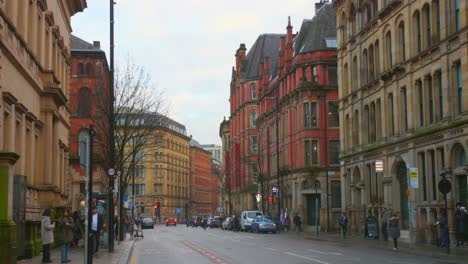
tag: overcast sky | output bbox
[71,0,317,145]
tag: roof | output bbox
[293,3,336,55]
[244,34,285,80]
[71,34,102,52]
[116,112,187,137]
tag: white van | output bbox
[240,211,263,231]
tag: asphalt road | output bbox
[129,225,467,264]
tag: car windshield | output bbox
[143,218,152,222]
[247,212,262,219]
[257,217,272,222]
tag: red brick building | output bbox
[189,139,213,216]
[69,35,110,212]
[228,3,340,230]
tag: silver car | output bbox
[222,217,232,230]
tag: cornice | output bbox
[2,92,18,105]
[0,152,20,165]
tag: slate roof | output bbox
[243,34,285,80]
[293,3,336,55]
[71,34,102,52]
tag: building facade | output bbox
[219,117,231,215]
[201,144,222,162]
[69,35,110,213]
[334,0,467,243]
[189,139,213,216]
[0,0,86,261]
[256,3,340,231]
[125,116,191,221]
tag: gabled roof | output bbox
[71,34,102,52]
[244,34,285,80]
[293,3,336,55]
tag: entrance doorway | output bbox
[306,194,320,226]
[458,175,467,207]
[396,161,409,229]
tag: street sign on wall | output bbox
[410,168,418,188]
[375,160,384,172]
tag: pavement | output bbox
[128,224,468,264]
[17,237,134,264]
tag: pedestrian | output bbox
[128,215,135,240]
[293,213,302,237]
[440,211,449,248]
[71,211,82,248]
[91,206,103,254]
[455,202,465,247]
[388,213,400,250]
[284,216,291,232]
[57,209,73,263]
[339,212,348,238]
[41,208,55,263]
[381,208,389,241]
[114,215,119,241]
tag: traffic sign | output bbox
[438,179,451,194]
[255,193,262,202]
[176,208,181,214]
[108,168,115,176]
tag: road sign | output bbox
[375,160,384,172]
[410,168,418,188]
[438,179,452,194]
[176,208,181,214]
[255,193,262,202]
[217,207,224,213]
[108,168,115,176]
[272,186,278,194]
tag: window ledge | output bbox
[408,45,440,64]
[377,0,403,19]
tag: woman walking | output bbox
[388,213,400,250]
[71,211,82,248]
[41,208,55,263]
[58,209,74,263]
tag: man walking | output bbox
[339,212,348,238]
[293,213,302,238]
[381,208,389,241]
[91,206,103,254]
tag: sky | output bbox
[71,0,317,145]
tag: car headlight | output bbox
[259,224,263,227]
[274,224,276,227]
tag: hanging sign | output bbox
[410,168,418,188]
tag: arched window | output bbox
[362,49,368,84]
[398,22,406,63]
[86,63,94,76]
[423,4,431,48]
[385,31,392,69]
[454,0,461,32]
[340,12,347,45]
[352,56,358,91]
[369,45,374,80]
[354,110,359,146]
[343,63,349,95]
[78,88,91,117]
[432,0,440,41]
[375,40,380,76]
[251,111,257,128]
[364,105,370,144]
[349,4,357,37]
[370,102,376,143]
[453,143,467,167]
[414,11,422,53]
[78,63,84,76]
[251,83,256,99]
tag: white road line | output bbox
[265,247,278,251]
[284,252,329,264]
[308,249,343,255]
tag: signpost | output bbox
[410,168,419,188]
[406,163,414,250]
[439,168,451,254]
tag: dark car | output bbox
[141,217,154,229]
[193,216,205,227]
[166,217,177,226]
[210,217,224,228]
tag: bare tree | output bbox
[113,58,168,240]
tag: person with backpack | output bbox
[339,212,349,238]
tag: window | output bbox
[312,66,318,82]
[328,102,339,127]
[362,49,368,84]
[78,63,84,76]
[329,66,337,86]
[376,99,382,139]
[86,63,94,76]
[135,152,146,162]
[251,163,258,183]
[419,152,427,201]
[302,66,308,82]
[251,135,258,154]
[303,102,318,128]
[457,62,463,114]
[385,32,392,69]
[352,57,358,91]
[370,102,376,143]
[325,38,337,48]
[155,136,163,146]
[354,110,359,146]
[430,150,436,201]
[401,88,408,131]
[436,71,443,119]
[388,93,395,136]
[134,166,146,178]
[427,76,434,124]
[415,11,422,53]
[153,184,162,194]
[331,181,342,208]
[350,4,356,37]
[251,83,257,99]
[418,81,424,126]
[329,141,340,165]
[154,166,162,178]
[369,45,374,80]
[423,4,431,48]
[78,88,91,117]
[367,164,373,202]
[312,140,318,165]
[364,105,370,144]
[343,63,349,94]
[455,0,461,32]
[251,111,257,128]
[434,0,440,41]
[375,40,380,76]
[129,184,146,196]
[398,23,406,63]
[304,140,311,166]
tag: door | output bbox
[396,162,409,229]
[459,175,468,207]
[306,194,320,226]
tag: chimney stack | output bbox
[93,41,101,48]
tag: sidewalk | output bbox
[291,230,468,261]
[17,239,134,264]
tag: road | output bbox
[129,225,466,264]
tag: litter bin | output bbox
[366,215,379,239]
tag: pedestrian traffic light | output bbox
[154,203,158,209]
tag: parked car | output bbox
[210,217,224,228]
[251,216,276,233]
[222,217,232,230]
[141,217,154,229]
[165,217,177,226]
[241,211,264,231]
[193,216,205,227]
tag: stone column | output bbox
[0,152,20,264]
[42,112,53,185]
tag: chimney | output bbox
[93,41,101,48]
[235,43,247,72]
[315,0,326,15]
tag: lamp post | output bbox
[108,0,116,252]
[275,94,281,221]
[314,180,321,236]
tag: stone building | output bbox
[0,0,86,261]
[256,2,339,231]
[201,144,222,162]
[333,0,467,243]
[69,35,110,213]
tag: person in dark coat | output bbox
[57,209,73,263]
[381,208,389,241]
[339,213,348,238]
[71,211,82,248]
[388,213,400,250]
[455,202,465,247]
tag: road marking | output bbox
[308,249,343,255]
[265,247,278,251]
[284,252,329,264]
[181,240,229,264]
